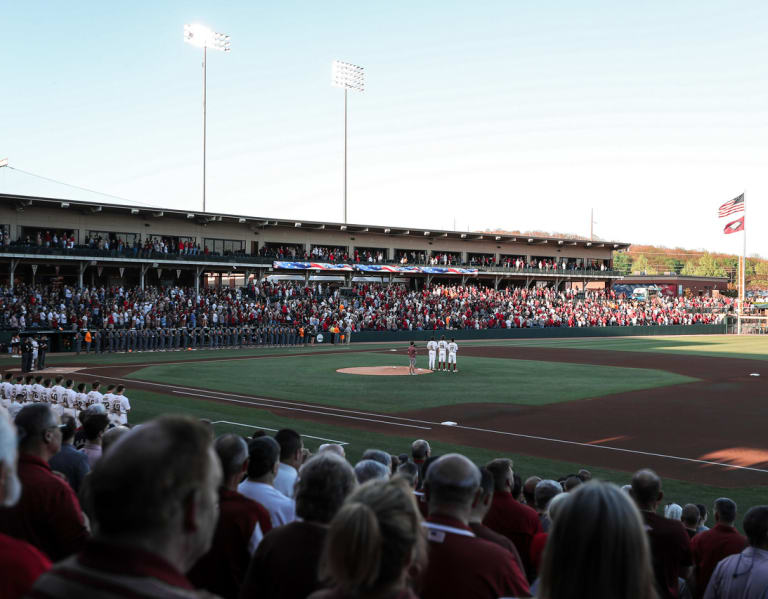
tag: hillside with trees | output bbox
[482,229,767,289]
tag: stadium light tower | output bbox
[184,23,231,213]
[332,60,364,224]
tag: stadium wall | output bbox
[348,324,725,343]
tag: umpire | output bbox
[21,337,33,373]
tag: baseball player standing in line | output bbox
[427,337,438,371]
[437,336,448,372]
[448,338,459,373]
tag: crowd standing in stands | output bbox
[2,408,767,599]
[0,282,732,358]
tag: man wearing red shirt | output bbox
[631,469,693,599]
[482,458,542,581]
[691,498,747,599]
[0,404,88,562]
[0,410,51,599]
[420,454,530,599]
[189,434,272,599]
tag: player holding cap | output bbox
[427,336,438,371]
[447,338,459,373]
[437,335,448,372]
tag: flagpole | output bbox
[742,190,747,314]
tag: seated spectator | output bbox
[691,497,747,599]
[538,482,658,599]
[30,415,222,598]
[309,477,424,599]
[0,409,52,598]
[468,467,525,572]
[682,503,701,538]
[522,475,541,506]
[354,459,390,484]
[243,452,357,599]
[396,461,420,488]
[482,457,541,581]
[273,428,303,498]
[529,491,570,576]
[48,414,90,493]
[362,448,392,469]
[238,436,296,527]
[80,412,110,468]
[665,503,683,520]
[564,474,583,492]
[188,434,272,599]
[421,454,530,599]
[411,439,431,466]
[0,404,88,561]
[101,425,130,454]
[703,505,768,598]
[534,479,563,532]
[631,469,692,599]
[319,443,346,458]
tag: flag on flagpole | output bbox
[723,216,745,234]
[718,194,744,218]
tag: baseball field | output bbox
[3,334,766,522]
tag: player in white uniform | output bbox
[50,376,67,416]
[31,376,46,403]
[437,336,448,372]
[12,376,25,405]
[23,375,36,403]
[447,338,459,373]
[0,373,13,409]
[102,384,119,425]
[75,383,90,414]
[44,378,62,416]
[426,337,438,371]
[61,379,78,419]
[86,381,104,408]
[114,384,131,425]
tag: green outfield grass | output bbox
[119,386,764,530]
[462,335,768,360]
[126,351,697,412]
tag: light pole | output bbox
[184,23,231,213]
[332,60,364,224]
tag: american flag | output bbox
[718,193,744,218]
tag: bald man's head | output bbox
[631,469,662,510]
[425,453,481,509]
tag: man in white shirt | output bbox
[273,429,303,498]
[238,436,296,528]
[447,338,459,373]
[437,336,448,372]
[101,385,118,424]
[427,337,438,371]
[75,383,90,414]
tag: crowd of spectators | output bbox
[0,282,732,335]
[1,414,766,599]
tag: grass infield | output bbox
[126,352,697,412]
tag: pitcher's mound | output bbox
[337,366,433,376]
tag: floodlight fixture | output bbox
[332,60,365,92]
[183,23,231,214]
[332,60,365,224]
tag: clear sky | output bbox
[1,1,766,256]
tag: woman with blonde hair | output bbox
[538,481,658,599]
[309,478,426,599]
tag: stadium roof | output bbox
[0,193,631,250]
